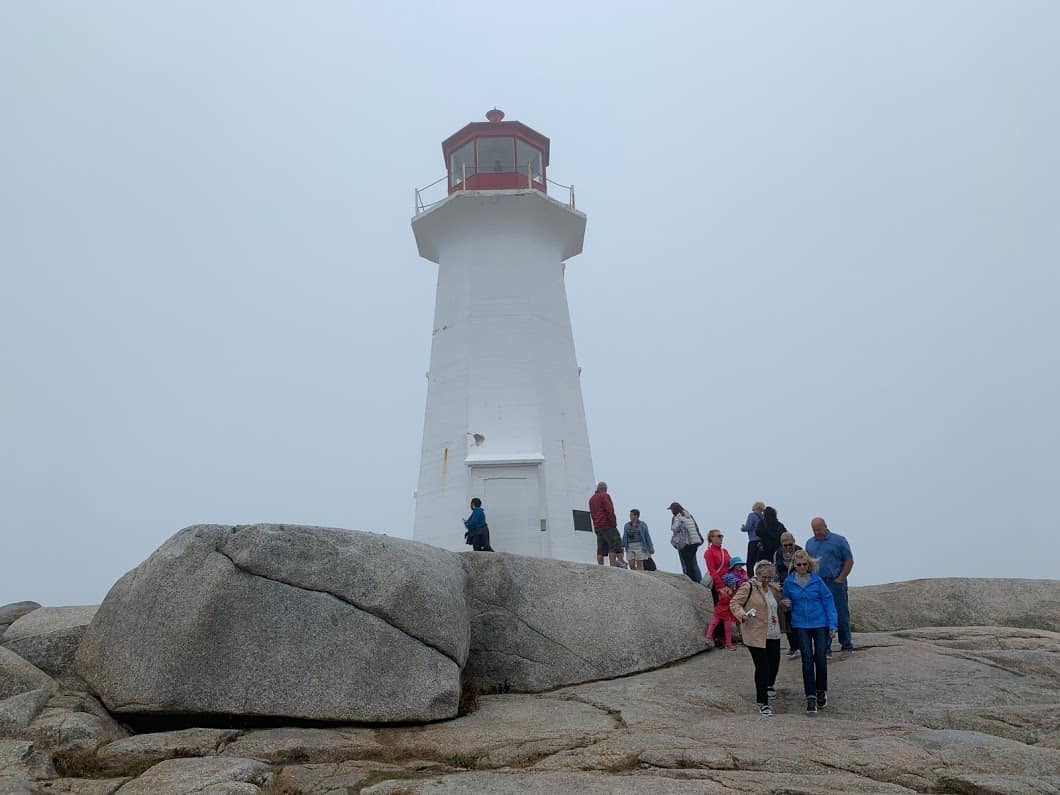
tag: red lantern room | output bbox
[442,108,549,195]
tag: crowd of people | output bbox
[463,486,856,717]
[586,485,856,717]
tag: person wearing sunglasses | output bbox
[781,549,837,714]
[702,528,732,647]
[772,531,803,658]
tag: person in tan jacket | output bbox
[731,559,789,716]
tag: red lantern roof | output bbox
[440,109,550,195]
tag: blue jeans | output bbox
[794,626,829,697]
[823,579,853,651]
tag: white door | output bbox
[472,466,541,556]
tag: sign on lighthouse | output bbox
[411,109,596,561]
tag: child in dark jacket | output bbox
[705,572,740,650]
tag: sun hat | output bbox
[729,557,746,569]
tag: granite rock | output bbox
[76,524,468,723]
[112,756,273,794]
[849,578,1060,632]
[0,645,57,701]
[462,555,713,691]
[0,689,51,737]
[0,602,41,635]
[96,728,240,774]
[2,606,98,680]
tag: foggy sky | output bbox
[2,2,1058,606]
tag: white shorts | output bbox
[627,541,648,561]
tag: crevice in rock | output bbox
[808,756,934,791]
[548,693,627,730]
[466,597,592,666]
[468,647,554,667]
[215,548,460,667]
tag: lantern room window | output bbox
[517,139,543,182]
[477,136,515,173]
[450,141,475,186]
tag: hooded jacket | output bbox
[782,571,838,631]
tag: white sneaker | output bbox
[759,704,774,717]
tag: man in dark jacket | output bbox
[589,482,625,567]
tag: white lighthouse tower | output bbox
[411,109,596,561]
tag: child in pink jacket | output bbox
[705,572,740,650]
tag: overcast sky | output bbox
[2,2,1057,606]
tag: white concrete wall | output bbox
[412,190,596,561]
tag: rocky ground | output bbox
[1,597,1058,793]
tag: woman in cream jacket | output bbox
[731,559,789,716]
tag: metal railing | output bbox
[414,166,576,215]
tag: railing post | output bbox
[570,185,575,209]
[462,163,466,190]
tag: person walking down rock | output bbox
[782,549,838,714]
[741,501,766,574]
[668,502,704,583]
[705,572,739,650]
[590,482,626,568]
[463,498,494,552]
[805,517,854,658]
[731,560,789,716]
[773,531,803,658]
[622,509,654,571]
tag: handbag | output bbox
[643,557,657,572]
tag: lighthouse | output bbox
[411,109,596,561]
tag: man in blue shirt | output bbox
[805,517,854,657]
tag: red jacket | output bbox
[589,491,617,530]
[713,587,735,621]
[704,544,732,590]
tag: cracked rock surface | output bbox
[3,575,1060,792]
[462,555,713,692]
[1,606,98,682]
[75,524,469,723]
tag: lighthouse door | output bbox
[471,465,542,556]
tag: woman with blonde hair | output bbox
[741,501,766,573]
[731,559,788,716]
[781,549,837,714]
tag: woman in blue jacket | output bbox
[781,549,837,714]
[463,498,493,552]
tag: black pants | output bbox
[470,528,493,552]
[747,639,781,705]
[678,543,702,583]
[746,540,762,574]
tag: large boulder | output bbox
[849,578,1060,632]
[0,690,50,738]
[462,554,713,691]
[0,646,57,701]
[75,524,469,723]
[0,602,40,636]
[1,606,97,680]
